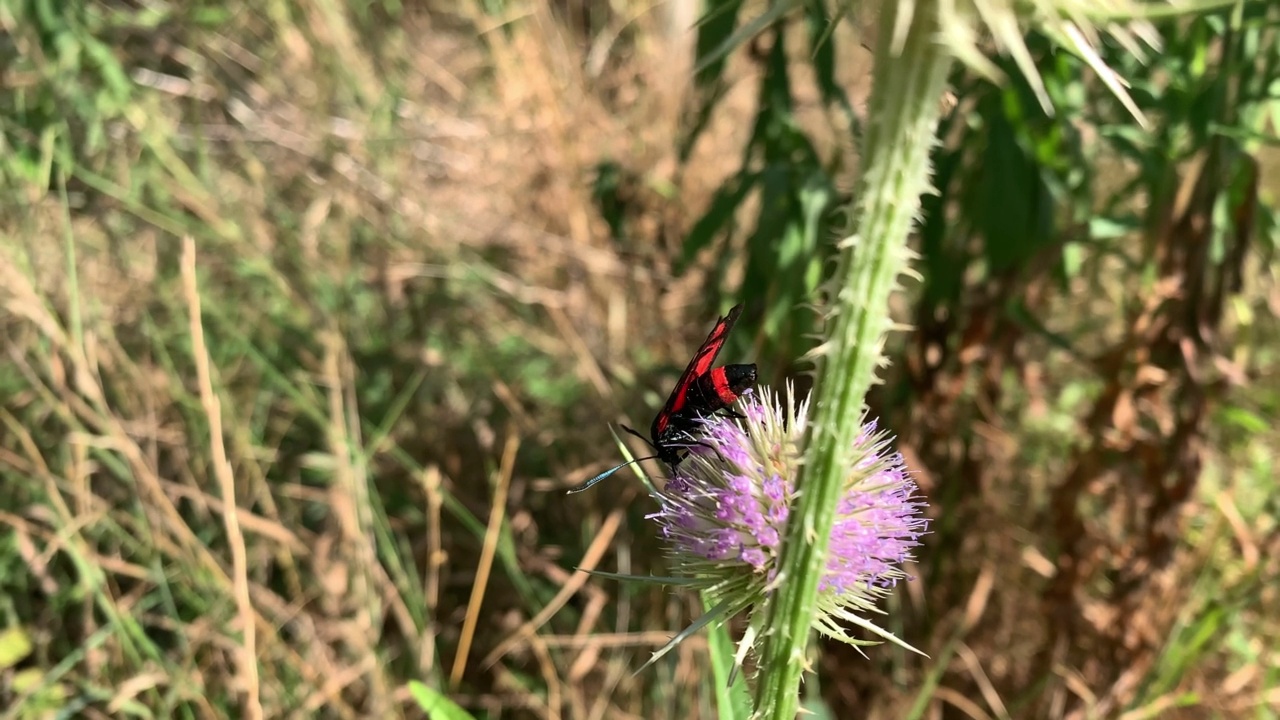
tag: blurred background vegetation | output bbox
[0,0,1277,718]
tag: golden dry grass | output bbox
[0,1,1277,719]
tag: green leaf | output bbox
[1089,216,1137,239]
[705,596,753,720]
[0,626,34,669]
[677,172,759,274]
[1060,241,1083,279]
[637,595,750,675]
[804,0,856,131]
[693,3,792,81]
[407,681,476,720]
[1218,406,1268,435]
[678,0,748,161]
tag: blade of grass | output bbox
[450,431,520,688]
[181,237,263,720]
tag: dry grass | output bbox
[0,1,1277,719]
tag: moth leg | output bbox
[668,433,732,467]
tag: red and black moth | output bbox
[568,303,757,494]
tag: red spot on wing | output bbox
[651,304,743,439]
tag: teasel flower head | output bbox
[639,383,929,670]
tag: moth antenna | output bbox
[566,454,660,494]
[620,424,656,450]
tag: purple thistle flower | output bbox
[646,382,929,655]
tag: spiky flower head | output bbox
[641,383,928,669]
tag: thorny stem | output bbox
[751,2,953,717]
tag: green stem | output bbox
[752,2,953,718]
